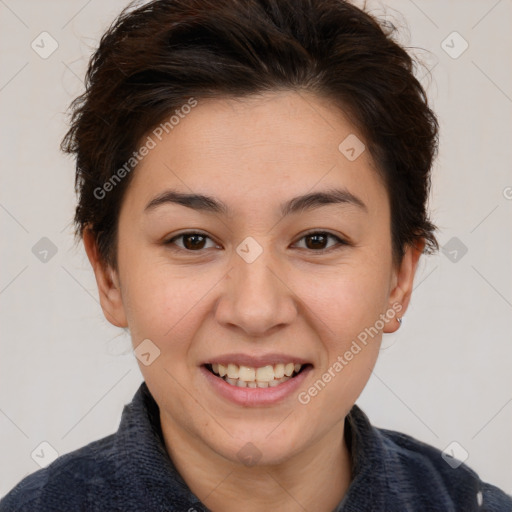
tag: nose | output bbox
[214,244,298,338]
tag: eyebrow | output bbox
[144,187,368,216]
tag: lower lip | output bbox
[199,365,313,407]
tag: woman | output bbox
[1,0,510,510]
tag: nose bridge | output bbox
[216,236,297,336]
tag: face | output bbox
[86,90,421,467]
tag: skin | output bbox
[84,90,423,512]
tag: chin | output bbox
[206,425,306,467]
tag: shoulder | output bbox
[377,426,512,511]
[0,434,120,512]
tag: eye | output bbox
[164,232,219,252]
[164,230,349,254]
[293,231,348,253]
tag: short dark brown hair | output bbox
[62,0,439,269]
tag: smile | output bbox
[205,362,310,388]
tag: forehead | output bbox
[121,91,387,217]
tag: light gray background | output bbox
[1,0,511,498]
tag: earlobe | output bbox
[82,227,128,328]
[383,239,425,334]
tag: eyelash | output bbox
[163,230,349,254]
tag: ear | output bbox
[83,226,128,328]
[383,239,425,334]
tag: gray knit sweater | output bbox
[1,382,511,511]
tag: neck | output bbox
[160,413,353,512]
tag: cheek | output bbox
[120,253,207,343]
[296,262,390,338]
[295,265,390,403]
[295,269,387,410]
[120,220,392,350]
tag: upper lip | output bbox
[202,353,312,368]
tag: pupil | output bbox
[185,234,205,250]
[307,234,326,250]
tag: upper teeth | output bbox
[212,362,302,382]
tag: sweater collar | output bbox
[114,381,208,510]
[335,400,390,511]
[115,381,389,511]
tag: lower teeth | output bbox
[223,375,292,388]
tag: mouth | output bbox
[203,362,312,388]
